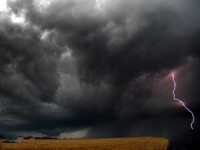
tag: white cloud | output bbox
[59,129,88,138]
[11,13,25,24]
[95,0,106,10]
[0,0,7,12]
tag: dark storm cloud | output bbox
[0,16,66,134]
[8,0,200,85]
[0,0,200,148]
[0,20,62,103]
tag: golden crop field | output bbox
[1,137,168,150]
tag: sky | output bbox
[0,0,200,149]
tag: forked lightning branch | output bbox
[171,72,195,130]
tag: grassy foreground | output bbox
[1,137,168,150]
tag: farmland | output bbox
[1,137,168,150]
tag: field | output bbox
[1,137,168,150]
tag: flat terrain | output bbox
[1,137,168,150]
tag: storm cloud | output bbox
[0,0,200,149]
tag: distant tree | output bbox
[35,136,57,139]
[24,136,33,139]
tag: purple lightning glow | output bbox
[171,72,195,130]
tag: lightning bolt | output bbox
[171,72,195,130]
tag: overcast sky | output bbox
[0,0,200,148]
